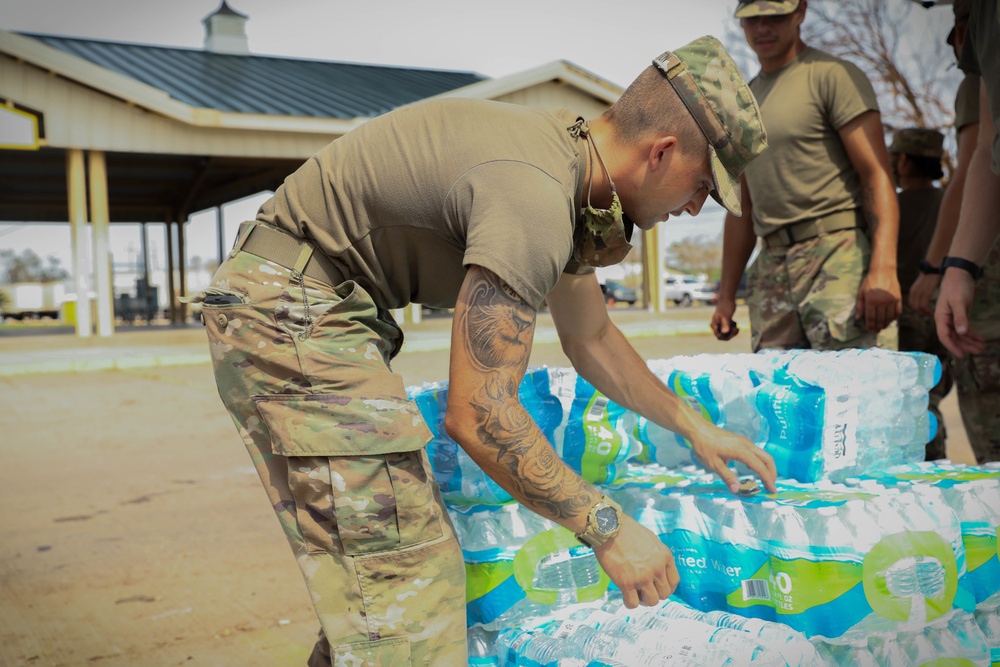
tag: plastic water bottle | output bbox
[451,503,556,630]
[493,626,577,665]
[751,379,825,482]
[764,348,940,391]
[661,491,713,611]
[467,625,499,666]
[710,497,774,620]
[975,602,1000,666]
[532,546,602,604]
[701,609,815,666]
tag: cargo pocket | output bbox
[253,393,442,556]
[966,352,1000,393]
[353,534,466,656]
[332,636,410,667]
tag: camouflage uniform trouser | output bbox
[747,229,877,352]
[196,234,467,666]
[897,301,954,461]
[956,243,1000,463]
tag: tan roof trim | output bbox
[429,60,623,104]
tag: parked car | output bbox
[664,275,718,306]
[601,280,638,306]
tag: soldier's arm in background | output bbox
[444,264,679,609]
[910,119,980,316]
[936,80,1000,358]
[839,110,902,333]
[712,175,755,341]
[545,270,777,494]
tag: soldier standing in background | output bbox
[711,0,901,351]
[888,128,952,461]
[932,0,1000,463]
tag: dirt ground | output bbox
[0,308,976,666]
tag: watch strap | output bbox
[941,256,984,280]
[918,259,941,275]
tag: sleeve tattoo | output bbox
[457,270,595,519]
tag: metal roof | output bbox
[22,32,487,119]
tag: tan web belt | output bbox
[233,221,343,286]
[763,209,865,249]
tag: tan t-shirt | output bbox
[955,73,981,133]
[257,98,590,310]
[896,187,944,293]
[959,0,999,174]
[745,47,879,237]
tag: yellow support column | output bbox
[67,148,92,337]
[643,225,664,313]
[88,150,115,337]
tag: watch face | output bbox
[595,506,620,534]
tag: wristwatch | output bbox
[575,495,623,548]
[940,256,984,281]
[918,259,941,275]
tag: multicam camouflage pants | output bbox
[897,301,954,461]
[196,235,467,666]
[746,229,877,352]
[956,243,1000,464]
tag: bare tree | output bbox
[802,0,954,134]
[666,235,724,280]
[0,249,70,284]
[724,0,960,172]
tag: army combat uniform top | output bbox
[195,98,599,667]
[742,47,880,351]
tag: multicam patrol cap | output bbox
[734,0,801,18]
[653,35,768,217]
[889,128,945,159]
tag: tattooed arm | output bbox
[838,110,902,333]
[445,264,678,608]
[546,271,777,495]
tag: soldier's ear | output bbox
[649,136,679,171]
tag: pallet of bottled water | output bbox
[407,349,942,503]
[452,464,1000,665]
[639,348,940,483]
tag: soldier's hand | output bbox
[935,269,984,358]
[688,422,777,495]
[593,517,678,609]
[909,273,940,317]
[856,270,902,332]
[711,300,740,341]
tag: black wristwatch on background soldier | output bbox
[918,259,941,276]
[941,256,984,281]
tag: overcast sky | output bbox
[0,0,954,284]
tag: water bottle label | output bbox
[465,560,526,626]
[741,577,771,602]
[961,533,999,604]
[562,380,636,486]
[822,395,859,472]
[667,529,772,615]
[551,619,579,638]
[668,370,722,424]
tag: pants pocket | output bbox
[353,535,467,661]
[253,393,439,556]
[325,451,444,555]
[964,352,1000,393]
[332,637,410,667]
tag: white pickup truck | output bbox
[663,275,718,306]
